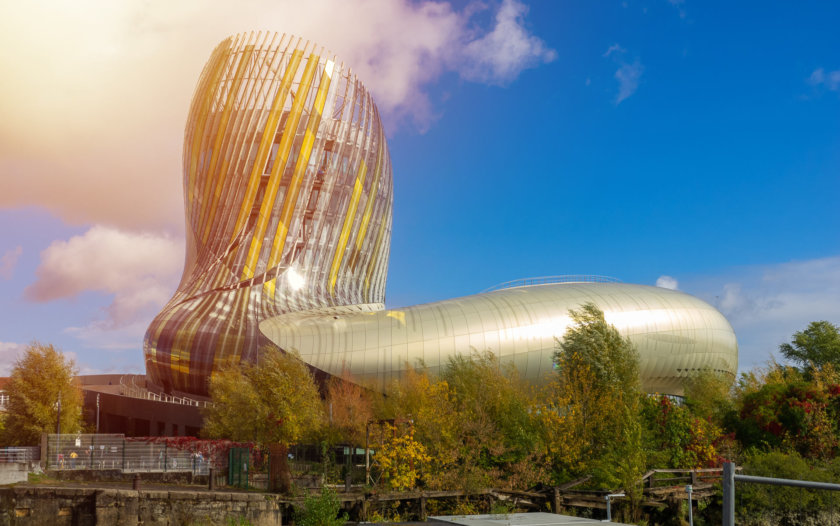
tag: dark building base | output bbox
[79,375,205,437]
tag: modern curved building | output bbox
[145,31,738,397]
[144,32,392,395]
[260,279,737,395]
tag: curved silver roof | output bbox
[260,282,738,395]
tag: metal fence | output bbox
[47,434,223,475]
[0,447,40,463]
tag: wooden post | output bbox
[552,487,561,514]
[420,495,427,520]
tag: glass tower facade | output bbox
[144,32,392,395]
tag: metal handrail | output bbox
[482,275,621,293]
[120,375,212,408]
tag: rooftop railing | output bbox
[482,275,622,293]
[119,374,211,408]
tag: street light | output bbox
[55,392,62,467]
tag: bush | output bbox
[295,487,348,526]
[736,450,840,525]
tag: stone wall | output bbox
[0,486,285,525]
[0,464,28,486]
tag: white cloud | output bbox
[0,0,554,231]
[24,226,182,349]
[615,61,644,104]
[602,43,626,58]
[808,67,840,92]
[684,255,840,372]
[655,275,679,290]
[0,246,22,279]
[0,342,26,376]
[460,0,556,84]
[602,43,643,104]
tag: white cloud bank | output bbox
[0,0,554,232]
[24,226,182,350]
[682,255,840,372]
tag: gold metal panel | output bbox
[240,50,320,281]
[329,158,367,295]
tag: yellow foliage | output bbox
[203,346,324,446]
[3,342,84,446]
[375,423,430,491]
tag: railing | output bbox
[46,434,222,474]
[722,462,840,526]
[0,447,40,463]
[482,275,622,293]
[641,467,729,488]
[120,375,211,408]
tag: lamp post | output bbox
[55,392,62,466]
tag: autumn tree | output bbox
[2,342,84,446]
[547,303,645,493]
[730,361,840,460]
[322,371,374,447]
[203,346,324,446]
[641,395,725,469]
[440,352,546,489]
[682,369,735,426]
[374,366,460,489]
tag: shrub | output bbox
[295,487,348,526]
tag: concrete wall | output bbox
[0,464,28,485]
[0,486,285,526]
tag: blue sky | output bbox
[1,0,838,375]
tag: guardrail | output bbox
[482,275,622,293]
[119,375,211,408]
[722,462,840,526]
[0,447,40,463]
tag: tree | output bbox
[780,321,840,375]
[322,370,373,447]
[2,342,83,446]
[730,361,840,459]
[440,352,546,489]
[547,303,645,494]
[202,346,324,446]
[375,366,461,489]
[682,369,735,425]
[641,395,724,469]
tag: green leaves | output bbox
[779,320,840,375]
[295,487,348,526]
[548,303,645,492]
